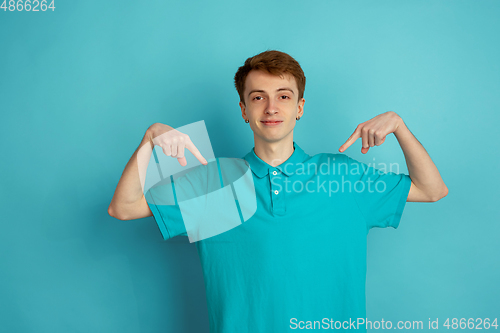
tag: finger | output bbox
[185,140,208,165]
[361,127,369,149]
[177,141,185,159]
[368,129,375,147]
[176,141,186,166]
[339,128,361,152]
[161,143,171,157]
[171,140,178,157]
[177,156,187,166]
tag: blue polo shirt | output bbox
[146,141,412,333]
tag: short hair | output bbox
[234,50,306,106]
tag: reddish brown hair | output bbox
[234,50,306,105]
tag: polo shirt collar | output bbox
[243,141,309,178]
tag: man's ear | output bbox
[298,98,305,117]
[239,101,247,119]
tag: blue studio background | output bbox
[1,0,499,332]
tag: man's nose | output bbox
[265,99,278,114]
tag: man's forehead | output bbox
[245,70,297,91]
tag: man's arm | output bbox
[339,111,448,202]
[108,127,154,220]
[393,117,448,202]
[108,123,208,220]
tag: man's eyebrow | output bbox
[247,87,295,98]
[277,88,295,95]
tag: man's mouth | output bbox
[261,120,283,125]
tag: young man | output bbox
[108,50,448,332]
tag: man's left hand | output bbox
[339,111,403,154]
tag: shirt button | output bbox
[272,171,277,175]
[274,190,279,195]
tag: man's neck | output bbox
[253,136,295,167]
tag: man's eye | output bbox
[281,95,290,99]
[253,96,262,101]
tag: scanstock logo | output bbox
[138,120,257,242]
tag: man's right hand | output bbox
[148,123,208,167]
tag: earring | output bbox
[245,119,249,123]
[296,117,300,120]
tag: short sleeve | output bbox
[146,175,188,240]
[345,155,412,230]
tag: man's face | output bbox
[239,70,305,145]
